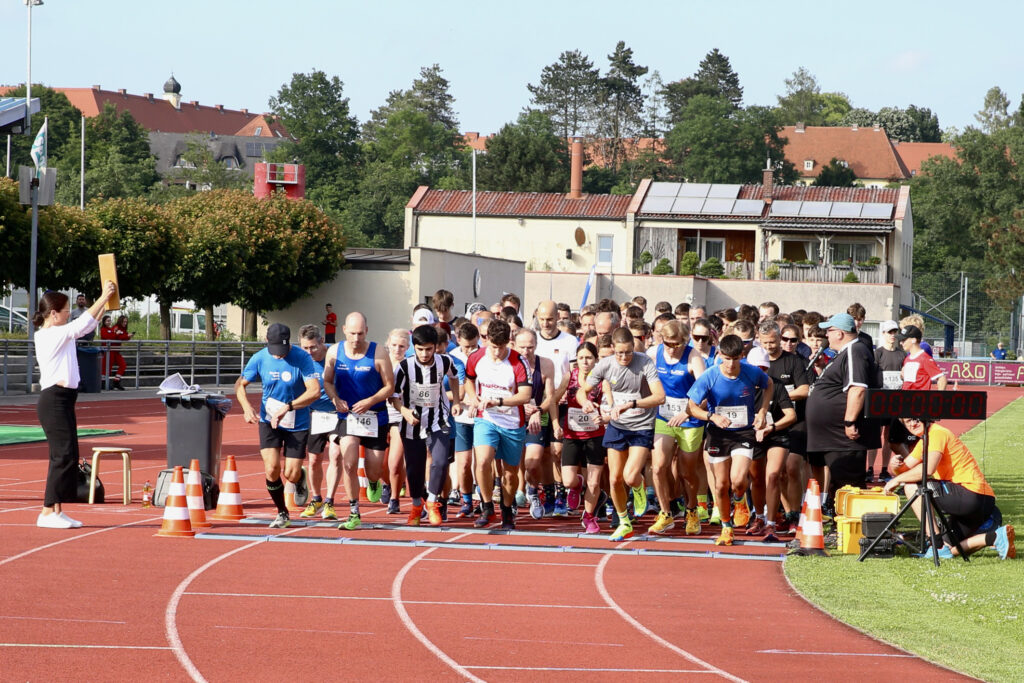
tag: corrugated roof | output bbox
[413,189,631,219]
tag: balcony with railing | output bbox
[761,260,891,284]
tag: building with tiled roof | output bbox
[892,141,958,177]
[781,123,909,186]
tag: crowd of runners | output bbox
[232,290,1015,557]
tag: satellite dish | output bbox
[574,227,586,247]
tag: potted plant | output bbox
[698,257,725,278]
[679,251,700,276]
[765,264,781,280]
[794,259,816,269]
[771,257,792,267]
[856,256,882,270]
[832,259,852,269]
[843,271,860,283]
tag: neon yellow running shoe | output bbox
[300,500,324,518]
[647,510,675,535]
[610,521,635,542]
[631,481,648,518]
[366,480,383,503]
[685,509,701,535]
[338,512,361,531]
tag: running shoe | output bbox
[37,512,72,529]
[439,500,448,523]
[995,525,1016,560]
[366,480,383,503]
[714,526,734,546]
[733,500,751,527]
[269,511,291,529]
[543,498,556,518]
[500,505,516,531]
[709,506,721,525]
[448,490,461,506]
[919,545,954,560]
[387,499,401,515]
[762,527,782,544]
[338,512,361,531]
[528,488,544,520]
[775,518,792,535]
[685,509,701,535]
[408,505,423,526]
[58,512,83,528]
[581,511,600,534]
[697,502,710,522]
[321,502,338,521]
[673,498,687,519]
[745,516,766,536]
[294,472,307,502]
[381,484,392,505]
[426,501,443,527]
[515,490,527,508]
[567,474,584,511]
[553,498,569,517]
[457,501,474,518]
[647,510,675,535]
[632,480,648,517]
[608,506,620,529]
[300,499,324,518]
[474,509,495,528]
[609,521,635,542]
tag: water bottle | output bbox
[142,480,153,508]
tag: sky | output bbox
[1,1,1022,137]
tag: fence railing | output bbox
[2,340,267,396]
[762,263,891,284]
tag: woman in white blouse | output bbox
[34,281,117,529]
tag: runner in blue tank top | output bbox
[650,320,708,536]
[296,324,340,522]
[323,312,395,531]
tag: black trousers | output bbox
[37,385,80,507]
[822,450,867,498]
[402,431,453,501]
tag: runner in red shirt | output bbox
[897,325,947,391]
[322,304,338,344]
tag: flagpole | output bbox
[80,115,85,210]
[25,115,46,393]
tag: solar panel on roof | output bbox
[770,200,802,216]
[861,203,893,219]
[641,196,676,213]
[707,184,741,199]
[701,198,735,214]
[648,182,681,197]
[799,201,832,217]
[671,197,706,214]
[830,202,863,218]
[732,199,765,215]
[678,183,712,198]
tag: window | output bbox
[174,155,195,169]
[804,160,814,171]
[597,235,613,265]
[701,238,724,262]
[222,157,238,169]
[830,242,872,263]
[245,142,263,157]
[782,239,815,262]
[253,126,262,136]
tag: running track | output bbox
[2,387,1017,681]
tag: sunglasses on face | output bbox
[741,338,754,345]
[662,341,682,348]
[692,335,709,342]
[781,337,799,343]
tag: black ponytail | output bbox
[34,291,69,328]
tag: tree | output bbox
[1,86,83,173]
[662,77,718,126]
[907,105,942,142]
[364,64,460,139]
[0,178,33,288]
[840,107,876,128]
[527,50,601,153]
[693,48,743,108]
[36,203,106,293]
[813,158,856,187]
[477,110,568,192]
[592,41,648,172]
[819,92,852,125]
[975,86,1011,133]
[269,70,361,212]
[640,70,667,138]
[776,67,824,125]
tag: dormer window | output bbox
[253,126,262,136]
[174,155,195,169]
[839,160,849,168]
[804,160,814,171]
[222,157,239,169]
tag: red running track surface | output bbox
[2,388,1015,681]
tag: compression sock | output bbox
[324,497,333,505]
[985,530,997,546]
[311,495,322,503]
[555,482,566,501]
[427,492,437,503]
[266,478,286,513]
[543,483,556,503]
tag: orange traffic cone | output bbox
[211,455,246,521]
[185,459,211,529]
[795,481,811,545]
[358,447,370,503]
[793,479,828,556]
[156,466,195,538]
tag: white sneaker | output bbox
[37,512,73,529]
[59,512,83,528]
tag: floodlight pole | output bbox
[472,148,477,254]
[26,176,39,392]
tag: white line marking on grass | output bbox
[595,549,747,682]
[756,649,915,658]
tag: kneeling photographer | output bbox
[883,417,1014,560]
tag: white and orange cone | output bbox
[358,448,369,503]
[185,459,211,529]
[211,455,245,521]
[793,479,828,556]
[156,466,195,538]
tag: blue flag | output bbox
[580,265,596,310]
[30,117,47,177]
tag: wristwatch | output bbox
[631,399,638,410]
[498,397,504,407]
[843,420,856,427]
[287,401,294,411]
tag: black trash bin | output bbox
[77,346,102,393]
[157,392,231,507]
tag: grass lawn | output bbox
[785,398,1024,683]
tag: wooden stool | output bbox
[90,447,133,505]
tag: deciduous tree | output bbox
[477,110,567,192]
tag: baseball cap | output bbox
[466,302,487,315]
[267,323,291,356]
[896,325,922,342]
[880,320,899,333]
[818,313,856,332]
[412,309,437,326]
[746,346,771,369]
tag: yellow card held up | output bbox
[98,253,120,311]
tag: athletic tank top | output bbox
[656,344,700,427]
[333,341,387,425]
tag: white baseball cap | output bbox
[412,309,437,326]
[880,320,899,333]
[746,346,771,369]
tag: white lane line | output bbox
[464,636,624,647]
[422,557,600,567]
[391,531,484,683]
[0,643,171,650]
[214,625,374,636]
[0,615,126,625]
[0,506,38,514]
[756,649,915,658]
[184,591,608,610]
[595,550,747,683]
[0,516,162,568]
[466,665,716,673]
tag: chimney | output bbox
[92,85,101,91]
[795,122,805,133]
[240,108,248,115]
[190,100,199,108]
[117,88,127,95]
[568,138,584,199]
[144,93,153,101]
[215,104,224,112]
[762,160,774,201]
[873,121,880,131]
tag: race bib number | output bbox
[481,386,514,416]
[311,410,338,435]
[765,411,774,426]
[265,397,296,430]
[714,404,749,429]
[659,396,686,421]
[412,383,441,409]
[785,384,795,394]
[902,362,920,383]
[567,407,598,432]
[613,391,643,419]
[883,370,903,390]
[346,412,376,438]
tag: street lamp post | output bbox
[25,0,43,134]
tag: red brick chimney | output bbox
[762,162,774,202]
[568,138,583,199]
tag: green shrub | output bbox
[652,258,673,275]
[698,257,725,278]
[766,264,780,280]
[679,252,700,276]
[843,271,860,283]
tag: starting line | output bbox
[195,530,785,562]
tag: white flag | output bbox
[30,117,48,174]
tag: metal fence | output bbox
[2,340,267,396]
